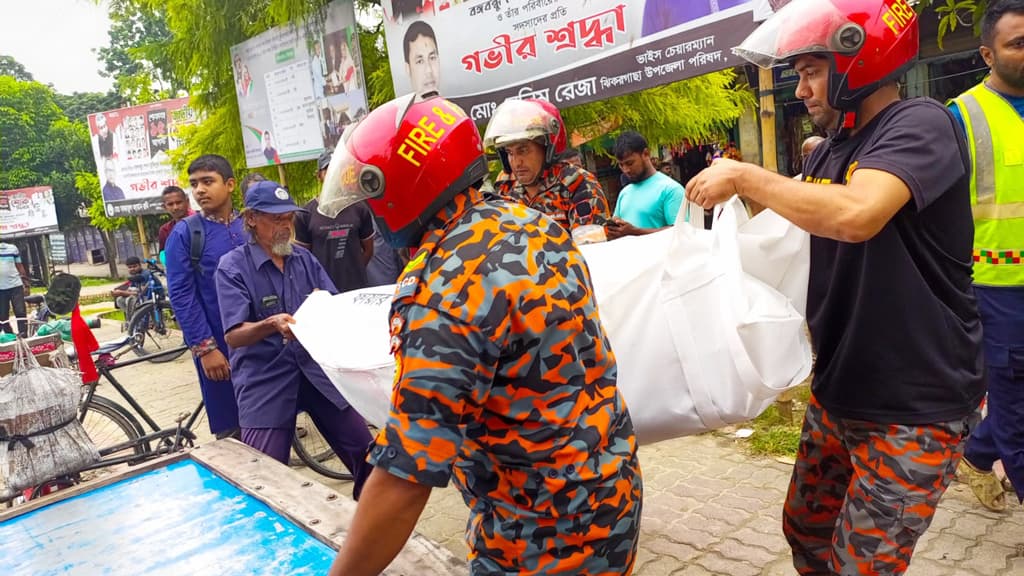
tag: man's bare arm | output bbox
[328,467,432,576]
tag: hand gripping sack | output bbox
[579,198,812,444]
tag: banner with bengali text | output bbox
[382,0,761,121]
[87,98,197,218]
[0,187,58,238]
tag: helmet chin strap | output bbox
[842,110,857,130]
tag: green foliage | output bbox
[99,0,186,103]
[743,385,811,458]
[75,171,130,232]
[917,0,987,47]
[0,55,33,81]
[562,69,755,151]
[0,76,95,229]
[53,91,125,123]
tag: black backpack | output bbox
[44,273,82,316]
[184,214,205,275]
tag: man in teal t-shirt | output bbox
[607,130,685,239]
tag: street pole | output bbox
[136,216,151,260]
[758,67,778,173]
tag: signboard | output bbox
[87,98,198,218]
[0,187,59,239]
[381,1,761,120]
[50,233,67,265]
[230,0,367,169]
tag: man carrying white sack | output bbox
[687,0,985,574]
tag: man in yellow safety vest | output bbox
[949,0,1024,512]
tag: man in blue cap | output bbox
[215,180,373,494]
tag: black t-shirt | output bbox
[803,98,985,425]
[294,198,375,293]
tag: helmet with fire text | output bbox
[483,98,568,173]
[733,0,919,109]
[318,94,488,249]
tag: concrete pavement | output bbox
[80,321,1024,575]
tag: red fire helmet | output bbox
[318,94,489,248]
[483,98,568,172]
[734,0,919,109]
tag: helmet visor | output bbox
[482,99,559,151]
[733,0,864,68]
[318,94,417,218]
[318,130,384,218]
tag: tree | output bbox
[917,0,988,47]
[53,90,125,123]
[98,0,186,104]
[0,76,92,229]
[0,55,33,82]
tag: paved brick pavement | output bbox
[85,322,1024,575]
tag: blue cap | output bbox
[244,180,304,214]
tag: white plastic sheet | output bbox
[292,198,812,443]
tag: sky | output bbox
[0,0,113,94]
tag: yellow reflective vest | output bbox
[951,82,1024,287]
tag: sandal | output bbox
[959,458,1007,512]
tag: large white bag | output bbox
[291,287,395,429]
[292,198,812,443]
[579,197,811,444]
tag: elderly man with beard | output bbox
[214,180,373,496]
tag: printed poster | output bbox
[87,98,198,217]
[231,0,368,169]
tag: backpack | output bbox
[184,214,205,275]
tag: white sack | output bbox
[293,198,812,444]
[290,288,395,429]
[580,198,812,444]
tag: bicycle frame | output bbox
[77,344,203,467]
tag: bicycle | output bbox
[291,413,377,481]
[19,337,202,500]
[75,334,365,485]
[125,259,186,363]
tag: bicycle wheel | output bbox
[81,395,150,459]
[292,412,375,481]
[128,301,186,363]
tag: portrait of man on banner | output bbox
[643,0,752,35]
[101,159,125,202]
[403,20,441,97]
[92,112,117,159]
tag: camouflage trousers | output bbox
[783,395,979,575]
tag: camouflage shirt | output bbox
[369,187,642,575]
[494,161,611,232]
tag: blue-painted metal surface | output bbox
[0,460,336,575]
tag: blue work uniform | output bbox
[215,242,371,485]
[165,215,245,435]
